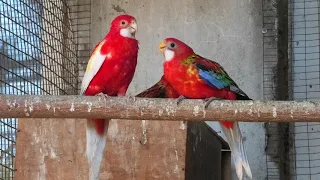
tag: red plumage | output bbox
[83,15,138,135]
[159,37,252,180]
[164,59,236,129]
[136,75,180,98]
[84,37,138,96]
[162,39,238,101]
[164,57,236,129]
[81,14,139,180]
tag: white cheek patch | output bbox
[164,49,175,61]
[120,28,135,39]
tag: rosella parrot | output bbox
[159,38,252,180]
[80,14,138,180]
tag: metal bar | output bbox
[0,95,320,122]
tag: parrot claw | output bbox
[96,92,109,104]
[128,95,136,102]
[176,95,186,106]
[204,97,219,109]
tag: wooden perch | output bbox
[0,95,319,122]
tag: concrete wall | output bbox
[88,0,265,179]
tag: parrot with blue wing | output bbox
[159,37,252,180]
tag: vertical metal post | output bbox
[276,0,290,179]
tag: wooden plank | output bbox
[185,122,228,180]
[15,118,87,180]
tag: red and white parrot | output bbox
[159,38,252,180]
[80,14,138,180]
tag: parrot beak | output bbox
[129,21,137,35]
[158,40,166,54]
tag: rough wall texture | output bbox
[15,119,187,180]
[89,0,265,179]
[261,0,285,179]
[15,118,87,180]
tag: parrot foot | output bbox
[176,95,186,106]
[204,97,219,109]
[96,92,109,104]
[128,95,136,102]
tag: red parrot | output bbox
[159,38,252,180]
[80,14,138,180]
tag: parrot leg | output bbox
[176,95,186,106]
[204,97,220,109]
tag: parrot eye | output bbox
[170,43,176,48]
[120,20,127,26]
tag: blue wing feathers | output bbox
[198,69,229,89]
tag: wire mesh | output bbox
[289,0,320,179]
[262,0,285,179]
[264,0,320,179]
[0,0,78,179]
[67,0,91,88]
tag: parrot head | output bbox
[158,38,194,62]
[110,14,137,39]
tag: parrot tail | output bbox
[221,122,252,180]
[86,119,109,180]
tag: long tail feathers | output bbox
[86,119,110,180]
[220,122,252,180]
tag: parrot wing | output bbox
[136,83,166,98]
[80,40,108,95]
[190,55,252,179]
[136,76,179,98]
[192,55,250,100]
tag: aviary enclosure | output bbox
[0,0,320,179]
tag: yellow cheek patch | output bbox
[86,40,106,72]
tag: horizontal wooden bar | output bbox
[0,95,319,122]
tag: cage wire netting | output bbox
[289,0,320,179]
[0,0,83,179]
[264,0,320,179]
[262,0,283,178]
[0,0,320,179]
